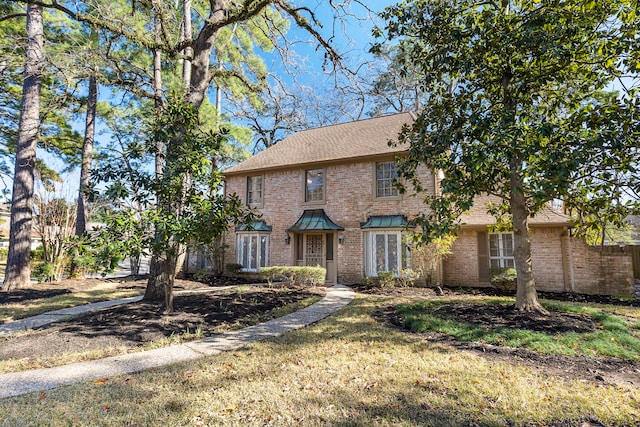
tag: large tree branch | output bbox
[0,13,27,23]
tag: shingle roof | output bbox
[460,195,571,227]
[225,112,415,175]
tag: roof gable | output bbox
[225,112,415,175]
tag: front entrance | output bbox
[295,233,337,283]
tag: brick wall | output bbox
[443,228,634,296]
[568,239,634,296]
[442,230,481,286]
[530,227,566,291]
[225,159,434,283]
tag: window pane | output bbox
[402,235,411,269]
[247,176,263,205]
[248,236,256,270]
[306,169,324,202]
[502,234,514,257]
[375,234,386,272]
[489,233,515,271]
[376,162,398,198]
[489,234,499,257]
[388,233,398,274]
[241,236,249,268]
[260,235,268,268]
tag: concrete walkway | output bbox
[0,284,354,399]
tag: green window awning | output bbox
[287,209,344,232]
[235,220,272,232]
[360,215,415,229]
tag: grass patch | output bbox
[397,297,640,360]
[0,284,142,323]
[209,294,323,334]
[0,295,638,426]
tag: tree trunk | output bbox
[75,72,97,236]
[182,0,192,91]
[144,10,167,302]
[509,161,547,313]
[163,249,177,313]
[2,3,44,292]
[144,256,166,301]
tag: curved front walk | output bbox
[0,284,354,399]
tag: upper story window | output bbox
[247,175,263,206]
[489,232,515,269]
[375,161,399,198]
[305,169,324,203]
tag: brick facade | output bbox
[225,159,435,283]
[220,113,634,295]
[443,228,634,296]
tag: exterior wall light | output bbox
[338,233,345,245]
[285,233,291,245]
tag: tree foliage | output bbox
[375,0,640,311]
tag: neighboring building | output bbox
[223,113,634,295]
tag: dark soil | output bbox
[357,284,640,389]
[0,289,71,305]
[0,280,324,363]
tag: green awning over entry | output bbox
[235,220,272,232]
[360,215,414,229]
[288,209,344,232]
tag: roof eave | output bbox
[223,151,409,177]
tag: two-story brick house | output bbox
[223,112,633,295]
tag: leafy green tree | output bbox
[375,0,640,312]
[117,99,254,312]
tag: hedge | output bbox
[260,266,326,287]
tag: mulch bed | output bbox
[0,289,71,305]
[0,284,324,362]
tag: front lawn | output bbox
[0,294,638,426]
[397,297,640,360]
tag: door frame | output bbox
[293,232,338,284]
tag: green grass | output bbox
[397,297,640,360]
[0,295,638,426]
[0,285,143,323]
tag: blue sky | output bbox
[40,2,397,199]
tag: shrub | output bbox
[490,267,517,291]
[377,271,396,287]
[398,268,421,287]
[225,263,243,275]
[33,261,56,283]
[260,266,326,287]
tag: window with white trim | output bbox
[489,232,515,269]
[237,233,269,271]
[375,161,399,198]
[247,175,263,206]
[305,169,324,202]
[365,231,411,276]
